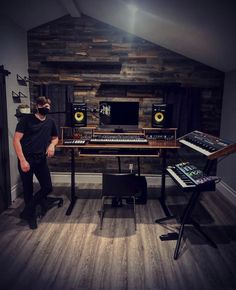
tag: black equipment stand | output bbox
[156,159,217,260]
[158,149,172,217]
[66,148,77,215]
[65,147,171,216]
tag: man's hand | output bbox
[20,160,30,172]
[46,144,55,157]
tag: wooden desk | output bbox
[57,140,180,215]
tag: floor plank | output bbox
[0,184,236,290]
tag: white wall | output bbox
[0,15,30,200]
[217,70,236,193]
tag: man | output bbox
[13,96,58,229]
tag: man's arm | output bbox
[13,132,30,172]
[46,136,59,157]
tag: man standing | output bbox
[13,96,58,229]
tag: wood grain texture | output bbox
[0,183,236,290]
[28,14,224,128]
[27,14,224,175]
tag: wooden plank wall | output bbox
[27,15,224,173]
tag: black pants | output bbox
[18,154,53,213]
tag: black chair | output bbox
[100,173,137,230]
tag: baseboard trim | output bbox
[50,172,175,187]
[13,173,236,206]
[15,173,174,201]
[11,183,22,202]
[217,181,236,206]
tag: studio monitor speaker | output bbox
[152,104,172,128]
[70,103,87,127]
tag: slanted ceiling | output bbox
[1,0,236,72]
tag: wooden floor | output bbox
[0,183,236,290]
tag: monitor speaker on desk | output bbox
[70,103,87,127]
[152,104,172,128]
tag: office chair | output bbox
[100,173,137,230]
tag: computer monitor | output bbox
[99,101,139,131]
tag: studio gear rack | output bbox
[156,130,236,260]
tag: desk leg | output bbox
[137,157,140,176]
[118,157,121,173]
[66,148,77,215]
[156,149,172,220]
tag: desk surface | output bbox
[57,140,180,157]
[57,140,180,149]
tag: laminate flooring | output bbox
[0,183,236,290]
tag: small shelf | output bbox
[60,126,97,143]
[142,127,178,131]
[60,126,97,130]
[60,126,178,143]
[142,127,177,141]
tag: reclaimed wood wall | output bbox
[27,15,224,173]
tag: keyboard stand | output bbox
[158,149,173,217]
[155,131,236,260]
[65,148,77,216]
[156,159,217,260]
[157,189,217,259]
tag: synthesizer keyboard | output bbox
[63,139,86,145]
[90,134,148,144]
[167,162,216,191]
[178,130,236,159]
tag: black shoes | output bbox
[27,216,38,230]
[19,207,38,230]
[19,210,30,220]
[19,198,48,230]
[39,198,49,217]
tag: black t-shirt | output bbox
[15,114,58,156]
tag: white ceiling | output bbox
[1,0,236,72]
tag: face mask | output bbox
[38,107,50,115]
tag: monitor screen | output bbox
[99,101,139,130]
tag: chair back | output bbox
[102,173,137,197]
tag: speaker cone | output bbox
[74,111,84,122]
[154,112,164,123]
